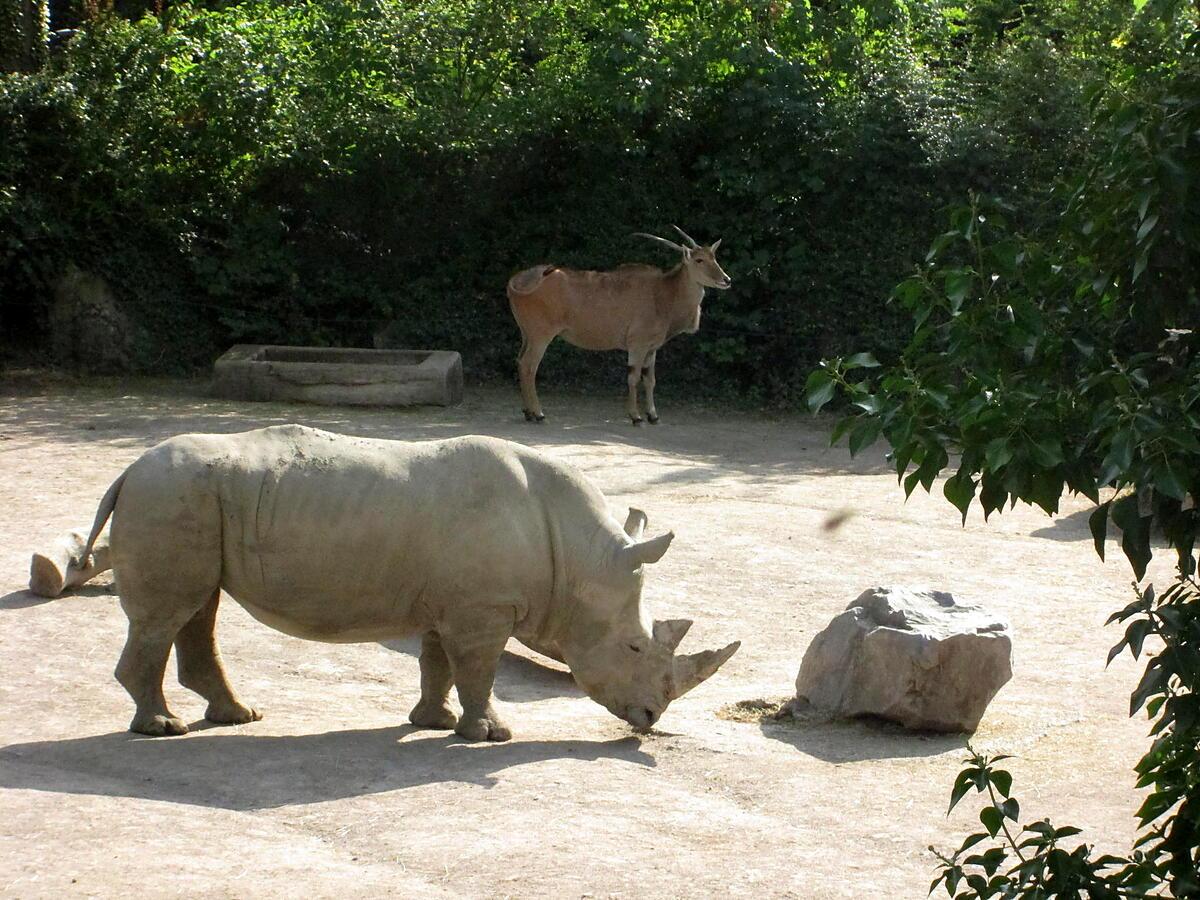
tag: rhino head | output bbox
[558,509,740,729]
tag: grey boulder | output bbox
[793,587,1012,733]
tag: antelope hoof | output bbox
[523,410,546,424]
[630,417,644,426]
[647,414,660,425]
[523,410,534,422]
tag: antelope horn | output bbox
[669,641,741,699]
[633,232,687,254]
[670,224,699,248]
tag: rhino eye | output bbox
[629,644,642,653]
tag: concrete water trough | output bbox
[213,345,463,407]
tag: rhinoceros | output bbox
[66,425,739,741]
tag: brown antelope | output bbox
[507,226,731,425]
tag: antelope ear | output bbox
[653,618,692,651]
[624,508,648,539]
[711,238,722,252]
[620,531,674,569]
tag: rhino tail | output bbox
[80,469,127,569]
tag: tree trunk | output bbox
[0,0,49,73]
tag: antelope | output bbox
[507,226,731,425]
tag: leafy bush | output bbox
[810,7,1200,894]
[1,0,1097,396]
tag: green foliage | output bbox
[811,6,1199,895]
[0,0,1098,390]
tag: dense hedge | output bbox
[0,1,1115,399]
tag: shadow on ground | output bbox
[0,726,654,812]
[757,713,964,763]
[0,377,888,485]
[381,638,582,703]
[1030,507,1095,543]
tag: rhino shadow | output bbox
[0,585,116,611]
[0,589,58,610]
[379,638,583,703]
[0,727,654,812]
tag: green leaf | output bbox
[844,352,881,370]
[1133,251,1148,282]
[984,437,1013,471]
[944,470,977,525]
[1136,213,1158,243]
[848,418,883,457]
[949,769,977,812]
[1153,461,1188,502]
[980,805,1002,837]
[990,770,1012,798]
[1089,501,1111,560]
[806,371,836,414]
[945,271,972,314]
[1028,438,1064,468]
[1111,494,1152,580]
[1130,658,1166,716]
[1098,429,1135,486]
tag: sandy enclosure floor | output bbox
[0,375,1167,898]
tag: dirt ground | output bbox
[0,375,1168,898]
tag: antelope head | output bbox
[634,225,732,290]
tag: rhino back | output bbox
[112,426,621,642]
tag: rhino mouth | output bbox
[621,706,661,730]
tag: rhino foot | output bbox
[205,700,262,726]
[130,713,189,737]
[455,715,512,742]
[408,700,458,730]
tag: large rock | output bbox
[793,587,1012,733]
[48,265,135,371]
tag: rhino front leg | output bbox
[408,631,458,730]
[175,591,261,726]
[440,610,515,742]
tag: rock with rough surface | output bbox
[49,265,135,371]
[793,587,1012,733]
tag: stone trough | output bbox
[213,345,463,407]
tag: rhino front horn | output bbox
[670,641,741,700]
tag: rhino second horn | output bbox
[620,531,674,569]
[653,618,693,651]
[624,508,648,539]
[670,641,741,700]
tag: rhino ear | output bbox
[653,618,692,651]
[623,508,648,539]
[620,531,674,569]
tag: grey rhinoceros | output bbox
[67,425,739,741]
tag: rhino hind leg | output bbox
[175,591,261,726]
[116,601,199,737]
[408,631,458,730]
[440,610,515,742]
